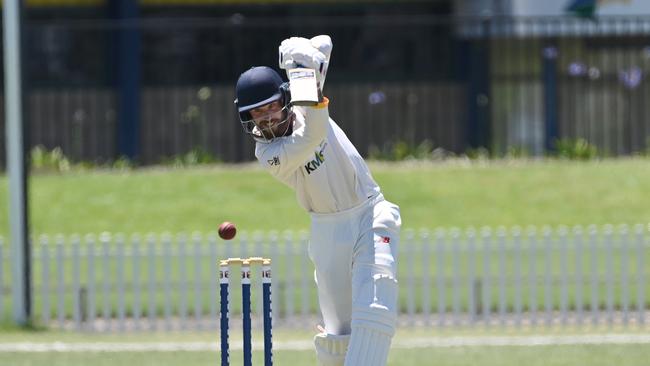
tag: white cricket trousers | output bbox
[308,193,401,336]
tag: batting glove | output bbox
[279,35,333,90]
[278,36,312,69]
[309,35,332,62]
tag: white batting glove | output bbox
[309,35,332,89]
[309,35,332,62]
[278,37,312,70]
[278,35,333,90]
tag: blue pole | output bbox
[242,265,252,366]
[543,46,559,153]
[463,19,492,152]
[219,266,230,366]
[4,0,31,326]
[262,264,273,366]
[111,0,141,160]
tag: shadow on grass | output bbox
[0,320,48,332]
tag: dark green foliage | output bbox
[553,138,599,160]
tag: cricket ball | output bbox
[218,221,237,240]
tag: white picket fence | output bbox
[0,224,649,332]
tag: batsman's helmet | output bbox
[234,66,291,142]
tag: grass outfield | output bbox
[1,345,649,366]
[1,158,650,236]
[0,327,649,366]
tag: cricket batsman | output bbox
[234,35,401,365]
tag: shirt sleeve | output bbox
[256,98,330,181]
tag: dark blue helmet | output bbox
[235,66,292,142]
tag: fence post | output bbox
[193,232,203,331]
[589,225,599,326]
[636,224,646,326]
[435,229,446,328]
[543,226,553,328]
[269,232,279,325]
[178,233,188,331]
[559,226,569,327]
[497,226,507,328]
[56,236,65,329]
[284,231,294,322]
[604,224,614,327]
[421,230,431,326]
[40,235,50,327]
[473,279,482,322]
[527,226,538,327]
[86,234,96,332]
[101,232,112,332]
[299,231,310,319]
[620,225,630,327]
[147,234,157,331]
[574,226,584,327]
[116,234,126,332]
[513,226,522,328]
[163,233,172,331]
[72,235,82,330]
[481,227,492,328]
[240,231,249,259]
[79,286,87,324]
[405,229,416,326]
[132,234,142,332]
[209,233,218,331]
[451,228,461,327]
[467,228,478,326]
[254,233,264,318]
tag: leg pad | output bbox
[314,332,350,366]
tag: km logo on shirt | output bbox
[305,141,328,175]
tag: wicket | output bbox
[220,257,273,366]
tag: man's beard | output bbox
[271,111,294,138]
[280,112,295,136]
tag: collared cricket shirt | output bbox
[255,99,381,213]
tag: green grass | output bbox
[2,345,649,366]
[0,327,649,366]
[1,158,650,236]
[2,324,649,341]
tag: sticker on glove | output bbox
[288,67,320,106]
[289,69,316,80]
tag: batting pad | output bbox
[344,325,392,366]
[345,275,397,366]
[314,332,350,366]
[351,274,398,335]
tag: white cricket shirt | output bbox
[255,99,381,213]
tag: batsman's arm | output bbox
[255,98,330,180]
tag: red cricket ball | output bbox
[218,221,237,240]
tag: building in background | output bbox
[455,0,650,155]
